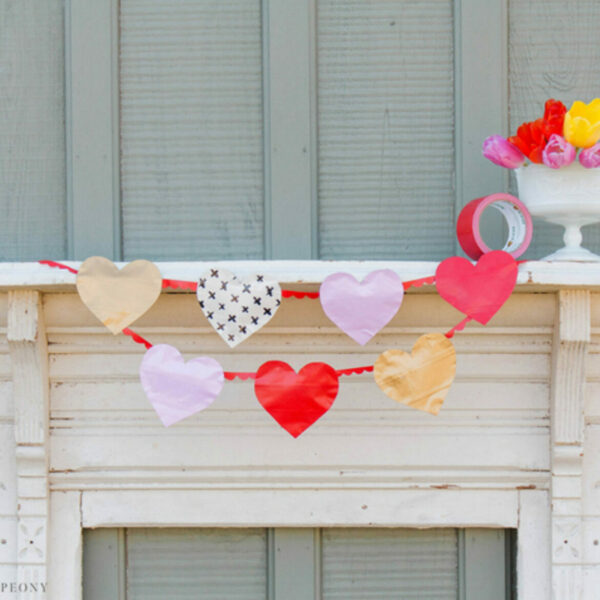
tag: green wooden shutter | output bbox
[0,0,67,261]
[126,528,268,600]
[10,1,600,261]
[84,527,512,599]
[119,0,265,260]
[317,0,455,260]
[321,528,458,599]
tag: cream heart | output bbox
[374,333,456,415]
[197,268,281,348]
[76,256,162,334]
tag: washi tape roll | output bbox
[457,193,533,259]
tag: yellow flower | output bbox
[564,99,600,148]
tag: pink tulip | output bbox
[542,134,576,169]
[579,142,600,168]
[482,135,525,168]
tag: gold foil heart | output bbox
[374,333,456,415]
[76,257,162,334]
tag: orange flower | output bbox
[509,99,567,163]
[509,119,547,164]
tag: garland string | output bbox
[122,328,153,350]
[443,316,472,339]
[38,260,469,377]
[38,260,79,275]
[37,261,437,295]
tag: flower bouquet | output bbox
[483,99,600,261]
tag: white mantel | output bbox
[2,260,600,288]
[0,261,599,599]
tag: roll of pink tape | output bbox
[457,193,533,260]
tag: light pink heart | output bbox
[320,270,404,345]
[140,344,224,427]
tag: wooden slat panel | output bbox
[509,0,600,259]
[322,528,457,599]
[0,0,66,260]
[317,0,455,260]
[126,528,267,600]
[120,0,264,260]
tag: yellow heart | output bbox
[374,333,456,415]
[76,257,162,334]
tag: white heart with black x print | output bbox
[197,268,282,348]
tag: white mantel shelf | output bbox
[1,259,600,290]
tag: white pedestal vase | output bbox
[515,161,600,261]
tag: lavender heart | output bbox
[140,344,224,427]
[320,270,404,345]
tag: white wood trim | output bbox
[518,490,551,599]
[4,260,600,289]
[551,290,590,598]
[80,489,519,528]
[7,292,49,600]
[65,0,121,260]
[553,290,590,444]
[48,492,81,600]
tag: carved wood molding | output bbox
[7,291,49,597]
[551,290,590,599]
[552,290,590,446]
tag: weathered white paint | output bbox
[550,291,590,598]
[0,275,599,598]
[518,490,551,598]
[6,259,600,289]
[47,491,81,600]
[7,292,48,600]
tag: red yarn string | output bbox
[444,316,473,339]
[335,365,374,377]
[122,328,153,350]
[39,260,470,372]
[224,371,257,381]
[281,290,320,299]
[38,260,78,274]
[38,261,437,297]
[162,279,197,291]
[403,275,436,290]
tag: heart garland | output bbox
[374,333,456,415]
[140,344,224,427]
[40,249,521,436]
[196,268,282,348]
[255,361,340,437]
[320,269,404,345]
[435,250,518,324]
[76,257,162,334]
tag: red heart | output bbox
[435,250,518,325]
[254,361,339,438]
